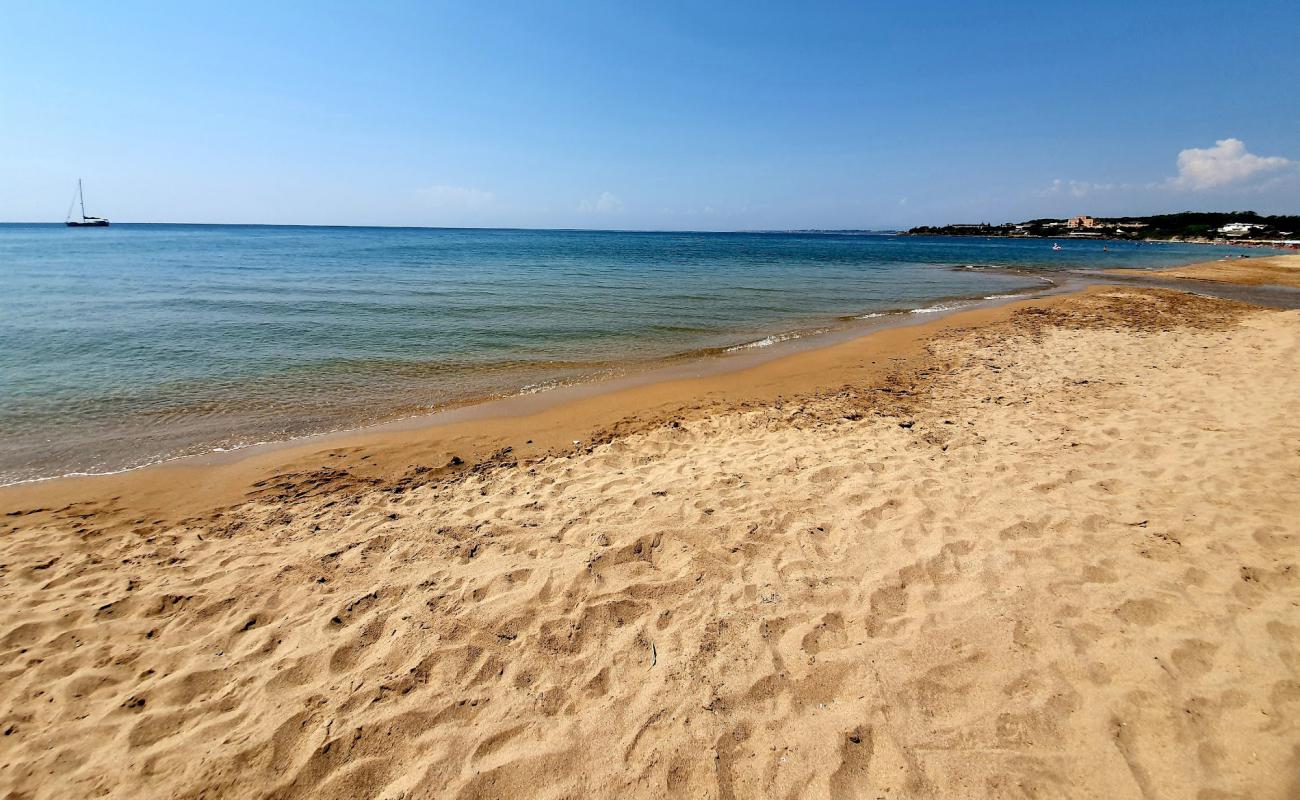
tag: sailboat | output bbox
[65,180,109,227]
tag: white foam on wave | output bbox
[0,442,272,488]
[909,302,965,314]
[725,331,804,352]
[517,379,567,396]
[855,311,889,319]
[1,423,417,488]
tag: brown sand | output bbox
[1105,252,1300,289]
[2,287,1298,799]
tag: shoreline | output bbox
[8,248,1286,494]
[900,232,1300,249]
[0,277,1070,496]
[1,228,1275,491]
[1103,252,1300,290]
[6,256,1298,515]
[0,283,1100,521]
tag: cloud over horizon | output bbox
[1039,179,1118,198]
[1170,138,1294,190]
[578,192,624,215]
[1040,138,1296,204]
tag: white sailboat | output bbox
[65,179,109,227]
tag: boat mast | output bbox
[79,179,86,221]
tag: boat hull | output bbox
[66,220,110,227]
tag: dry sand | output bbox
[2,285,1299,799]
[1106,252,1300,289]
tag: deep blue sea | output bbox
[0,224,1254,483]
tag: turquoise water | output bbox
[0,224,1252,483]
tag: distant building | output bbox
[1219,222,1263,236]
[1068,215,1103,229]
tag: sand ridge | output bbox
[2,287,1298,798]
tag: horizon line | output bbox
[0,221,907,235]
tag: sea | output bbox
[0,224,1255,484]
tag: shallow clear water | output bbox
[0,224,1253,483]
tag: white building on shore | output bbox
[1219,222,1264,237]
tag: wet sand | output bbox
[2,278,1298,798]
[1105,252,1300,289]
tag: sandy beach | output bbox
[1106,252,1300,289]
[2,269,1299,798]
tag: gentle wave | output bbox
[909,302,968,314]
[725,331,807,352]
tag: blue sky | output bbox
[2,1,1297,228]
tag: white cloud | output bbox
[416,184,495,211]
[1038,178,1118,198]
[1036,138,1295,201]
[1040,179,1102,197]
[578,191,623,214]
[1170,138,1293,190]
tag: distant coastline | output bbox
[904,211,1300,249]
